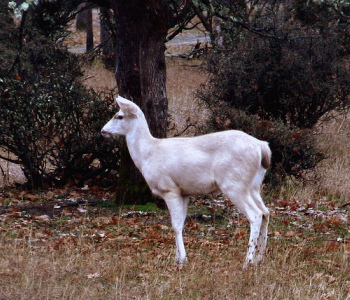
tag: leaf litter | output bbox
[0,186,349,299]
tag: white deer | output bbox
[101,96,271,267]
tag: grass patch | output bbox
[124,202,161,212]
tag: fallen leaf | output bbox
[234,228,246,239]
[35,215,50,222]
[284,231,296,237]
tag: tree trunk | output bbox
[111,1,168,205]
[100,7,114,56]
[76,3,93,52]
[139,3,168,138]
[86,6,93,52]
[76,4,88,31]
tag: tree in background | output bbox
[76,3,94,52]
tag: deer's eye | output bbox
[116,115,123,120]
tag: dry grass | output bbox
[314,114,350,200]
[81,60,117,93]
[0,189,349,299]
[1,16,350,299]
[166,58,210,137]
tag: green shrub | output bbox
[0,48,120,188]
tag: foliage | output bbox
[295,0,350,55]
[30,0,83,40]
[203,1,350,129]
[0,0,119,188]
[203,34,350,130]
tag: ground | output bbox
[1,9,350,300]
[0,186,349,299]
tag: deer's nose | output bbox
[101,129,110,138]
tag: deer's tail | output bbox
[261,142,272,170]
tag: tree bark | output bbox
[86,6,93,52]
[76,4,88,31]
[139,3,168,138]
[100,7,114,55]
[76,3,93,52]
[110,0,168,205]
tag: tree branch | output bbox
[166,12,196,42]
[214,11,286,40]
[187,0,213,33]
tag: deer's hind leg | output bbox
[220,183,264,267]
[251,168,269,262]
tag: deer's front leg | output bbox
[164,193,189,265]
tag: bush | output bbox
[0,1,119,188]
[202,31,350,129]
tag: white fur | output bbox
[101,96,271,267]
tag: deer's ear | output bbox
[116,96,140,116]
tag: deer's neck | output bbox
[125,120,156,171]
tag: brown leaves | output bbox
[0,190,349,299]
[234,228,246,239]
[325,216,342,228]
